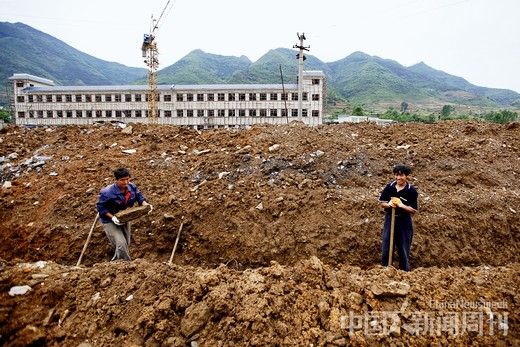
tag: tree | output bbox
[400,101,408,113]
[0,109,11,123]
[441,105,454,119]
[352,106,364,116]
[483,110,518,123]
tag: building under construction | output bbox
[8,71,325,129]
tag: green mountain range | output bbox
[1,22,519,108]
[0,22,146,87]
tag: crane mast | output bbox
[141,0,174,124]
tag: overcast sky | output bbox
[1,0,519,92]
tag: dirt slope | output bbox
[0,121,519,345]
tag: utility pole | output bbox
[293,32,309,119]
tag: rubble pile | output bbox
[0,121,519,345]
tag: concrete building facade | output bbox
[9,71,325,129]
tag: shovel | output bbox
[388,207,396,267]
[168,222,184,265]
[76,213,99,266]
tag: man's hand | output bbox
[390,197,402,208]
[112,216,123,225]
[143,201,154,214]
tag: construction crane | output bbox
[141,0,175,123]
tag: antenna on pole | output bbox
[293,32,309,120]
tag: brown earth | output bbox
[0,121,519,345]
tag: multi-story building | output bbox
[9,71,325,129]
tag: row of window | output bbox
[17,92,320,103]
[18,108,321,118]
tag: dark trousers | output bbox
[381,213,413,271]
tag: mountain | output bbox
[1,22,518,108]
[156,49,519,107]
[140,49,251,85]
[0,22,146,86]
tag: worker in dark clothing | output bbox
[96,168,152,261]
[379,164,418,271]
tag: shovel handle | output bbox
[76,213,99,267]
[388,208,396,266]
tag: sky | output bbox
[1,0,519,92]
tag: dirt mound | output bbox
[1,259,518,346]
[1,121,519,345]
[0,121,519,268]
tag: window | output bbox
[312,110,320,117]
[249,93,256,101]
[218,109,225,117]
[18,111,25,118]
[95,95,101,102]
[281,109,288,117]
[291,93,298,101]
[85,95,92,102]
[281,93,288,101]
[64,95,71,102]
[86,110,93,118]
[239,93,246,101]
[135,110,142,117]
[270,109,278,117]
[115,110,122,117]
[228,93,236,101]
[197,110,204,117]
[17,96,25,102]
[94,110,101,117]
[29,111,34,118]
[312,94,320,101]
[66,111,73,118]
[46,95,53,102]
[164,110,172,117]
[16,82,24,88]
[75,94,82,102]
[260,109,267,117]
[249,109,256,117]
[228,109,235,117]
[37,111,44,118]
[186,93,193,101]
[312,79,320,85]
[260,93,267,101]
[28,95,34,103]
[176,94,183,102]
[303,92,308,101]
[302,109,308,117]
[208,110,214,117]
[162,94,170,102]
[291,109,298,117]
[123,110,131,117]
[125,94,132,102]
[36,95,43,102]
[207,93,214,101]
[197,94,204,101]
[135,94,142,102]
[270,93,278,101]
[115,94,122,102]
[177,109,184,117]
[105,95,112,102]
[57,111,64,118]
[187,110,194,117]
[217,93,225,101]
[46,111,53,118]
[239,109,246,117]
[77,110,84,118]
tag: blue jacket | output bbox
[96,183,146,223]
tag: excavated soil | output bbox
[0,121,519,345]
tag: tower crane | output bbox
[141,0,175,123]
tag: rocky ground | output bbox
[0,121,519,346]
